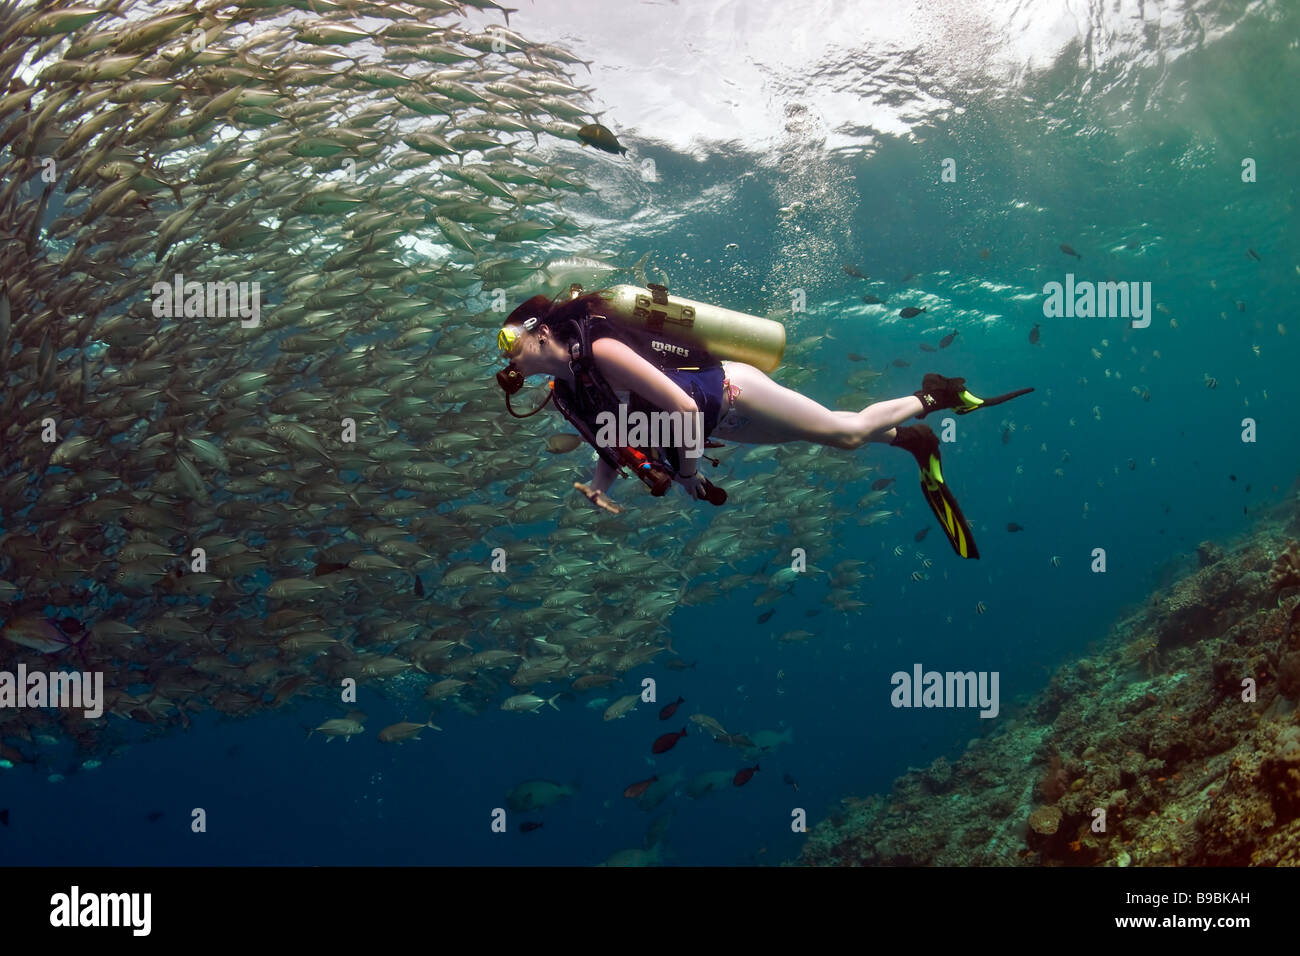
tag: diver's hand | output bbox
[674,470,707,500]
[574,482,623,514]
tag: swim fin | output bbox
[914,373,1034,418]
[891,424,979,559]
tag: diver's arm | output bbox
[574,458,620,513]
[590,456,616,494]
[589,337,701,474]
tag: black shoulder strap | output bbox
[552,378,625,475]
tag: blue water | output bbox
[3,1,1299,865]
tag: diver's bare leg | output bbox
[713,362,922,449]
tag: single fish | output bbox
[919,343,938,353]
[734,764,760,786]
[757,609,775,624]
[938,331,958,348]
[861,294,883,304]
[783,772,799,791]
[577,123,627,155]
[659,696,684,720]
[652,727,687,754]
[1029,323,1041,345]
[546,434,584,453]
[914,527,930,542]
[872,477,895,491]
[1247,248,1261,261]
[519,821,544,833]
[378,719,440,742]
[623,776,658,799]
[846,352,868,362]
[843,264,868,279]
[1060,243,1082,259]
[892,358,911,367]
[1007,522,1024,532]
[899,307,926,318]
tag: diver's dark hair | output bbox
[506,291,605,345]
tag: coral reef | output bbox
[795,525,1300,867]
[1270,541,1300,592]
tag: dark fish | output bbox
[519,821,544,833]
[652,728,687,754]
[1229,474,1236,481]
[313,561,348,576]
[1059,243,1082,259]
[899,307,926,318]
[1125,238,1140,249]
[938,331,958,349]
[891,358,910,367]
[783,772,799,791]
[846,352,867,362]
[147,811,164,823]
[843,264,868,279]
[862,294,883,304]
[623,776,658,799]
[1247,248,1261,261]
[1007,522,1024,532]
[872,477,895,490]
[804,608,821,617]
[733,764,760,786]
[0,808,7,826]
[1001,428,1010,445]
[756,609,775,624]
[1128,459,1136,471]
[56,617,84,636]
[901,272,916,282]
[978,247,991,259]
[664,659,696,671]
[659,696,684,720]
[414,574,424,597]
[1029,323,1040,345]
[576,123,626,155]
[914,527,930,542]
[919,343,937,353]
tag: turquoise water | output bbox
[1,0,1297,865]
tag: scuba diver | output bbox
[495,284,1032,559]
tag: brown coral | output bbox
[1271,541,1300,591]
[1029,805,1062,835]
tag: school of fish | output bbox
[0,0,884,774]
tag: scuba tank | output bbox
[595,284,786,373]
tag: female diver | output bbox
[495,289,1031,559]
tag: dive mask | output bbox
[496,316,538,357]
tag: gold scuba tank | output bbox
[594,284,786,373]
